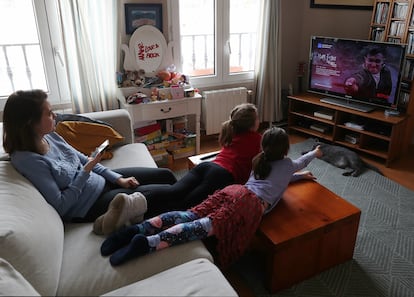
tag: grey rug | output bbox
[231,138,414,297]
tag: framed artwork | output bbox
[310,0,373,10]
[125,3,163,34]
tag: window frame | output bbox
[169,0,256,89]
[0,0,71,110]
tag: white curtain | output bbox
[253,0,283,125]
[58,0,118,113]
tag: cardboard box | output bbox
[150,149,169,167]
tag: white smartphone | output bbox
[90,139,109,157]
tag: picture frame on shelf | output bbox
[310,0,373,10]
[124,3,163,34]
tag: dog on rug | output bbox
[303,139,383,177]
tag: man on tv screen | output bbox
[344,46,392,101]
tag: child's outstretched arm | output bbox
[293,170,317,181]
[290,145,323,182]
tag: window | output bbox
[170,0,262,88]
[0,0,70,108]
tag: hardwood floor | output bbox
[167,132,414,296]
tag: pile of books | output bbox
[134,118,196,166]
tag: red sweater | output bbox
[213,131,262,184]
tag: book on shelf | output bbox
[169,146,196,160]
[134,122,161,136]
[392,2,409,19]
[371,28,385,41]
[374,2,389,24]
[313,110,334,120]
[135,130,165,145]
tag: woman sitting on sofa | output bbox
[2,89,177,227]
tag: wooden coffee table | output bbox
[255,180,361,293]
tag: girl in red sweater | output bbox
[95,103,261,234]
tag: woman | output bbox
[3,89,177,226]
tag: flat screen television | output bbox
[308,36,406,112]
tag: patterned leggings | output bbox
[136,211,213,251]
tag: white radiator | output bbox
[202,87,248,135]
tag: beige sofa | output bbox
[0,109,237,296]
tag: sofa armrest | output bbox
[81,109,133,145]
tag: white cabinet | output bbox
[117,89,202,154]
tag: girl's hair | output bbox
[252,126,289,180]
[3,89,48,154]
[219,103,258,146]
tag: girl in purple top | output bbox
[101,127,322,267]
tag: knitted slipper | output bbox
[93,192,147,235]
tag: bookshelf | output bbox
[369,0,414,152]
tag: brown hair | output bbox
[218,103,258,147]
[252,127,289,180]
[3,89,48,154]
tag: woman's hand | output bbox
[84,153,103,173]
[116,177,140,189]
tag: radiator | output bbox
[202,87,248,135]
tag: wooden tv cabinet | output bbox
[287,93,408,166]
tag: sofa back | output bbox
[0,161,64,296]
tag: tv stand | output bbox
[288,93,408,166]
[320,97,375,113]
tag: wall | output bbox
[281,0,372,93]
[118,0,372,93]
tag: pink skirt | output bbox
[190,184,263,268]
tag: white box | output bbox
[314,110,334,120]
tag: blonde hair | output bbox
[219,103,258,147]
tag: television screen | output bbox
[308,36,406,110]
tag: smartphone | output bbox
[90,140,109,157]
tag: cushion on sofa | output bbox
[0,258,40,296]
[55,121,124,160]
[0,162,64,296]
[58,223,214,296]
[55,113,112,127]
[82,109,134,145]
[101,258,238,296]
[100,142,157,169]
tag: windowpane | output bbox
[0,0,48,97]
[179,0,215,76]
[229,0,260,73]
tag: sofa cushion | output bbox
[101,258,238,296]
[100,143,157,169]
[55,121,124,159]
[58,223,214,296]
[0,162,64,296]
[0,258,40,296]
[55,113,112,127]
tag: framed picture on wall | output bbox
[125,3,163,34]
[310,0,373,10]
